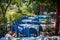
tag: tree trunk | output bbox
[55,0,59,35]
[2,12,5,17]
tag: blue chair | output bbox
[22,28,30,37]
[29,28,38,36]
[39,26,43,32]
[31,21,40,25]
[12,24,19,37]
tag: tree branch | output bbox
[5,0,12,13]
[0,4,4,13]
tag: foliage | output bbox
[0,16,7,24]
[0,0,56,16]
[45,0,56,12]
[0,0,56,17]
[0,0,13,17]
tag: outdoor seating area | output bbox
[11,16,43,37]
[0,16,57,40]
[0,0,60,40]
